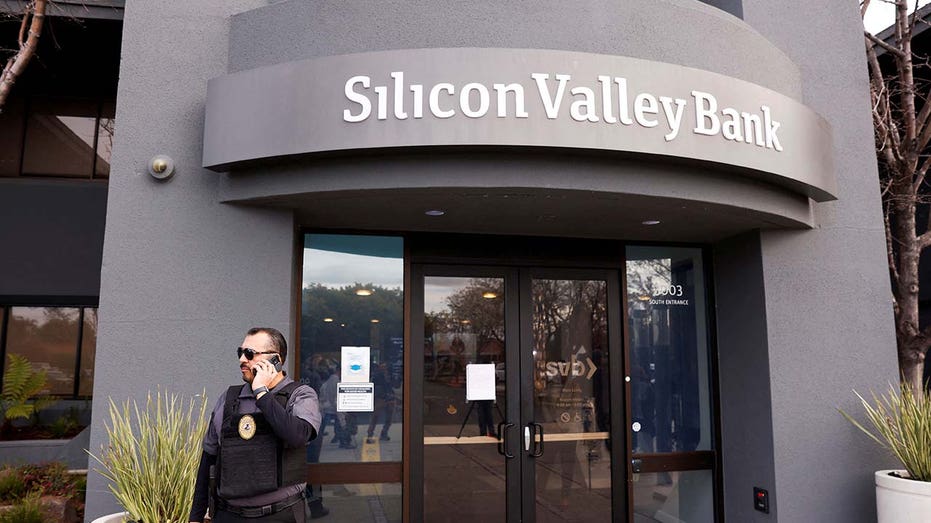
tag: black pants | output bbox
[212,501,305,523]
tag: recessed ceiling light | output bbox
[370,319,380,323]
[323,318,334,322]
[642,220,661,225]
[425,210,445,216]
[461,319,471,324]
[482,292,498,299]
[355,289,373,296]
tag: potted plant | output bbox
[840,382,931,522]
[88,389,209,523]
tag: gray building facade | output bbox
[77,1,897,521]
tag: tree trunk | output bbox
[898,346,925,393]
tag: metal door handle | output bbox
[530,422,544,457]
[497,422,515,459]
[631,458,642,473]
[524,426,531,451]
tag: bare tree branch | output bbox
[866,31,907,57]
[887,210,903,291]
[0,0,48,113]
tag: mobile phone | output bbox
[268,354,283,373]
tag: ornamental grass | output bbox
[89,390,208,523]
[840,381,931,482]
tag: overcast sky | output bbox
[863,1,931,34]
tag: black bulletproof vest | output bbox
[217,382,306,499]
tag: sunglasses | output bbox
[237,347,279,360]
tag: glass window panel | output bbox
[6,307,79,395]
[632,469,714,522]
[626,246,712,453]
[94,102,115,178]
[0,97,26,176]
[315,483,401,523]
[22,99,97,177]
[78,308,98,396]
[301,234,403,465]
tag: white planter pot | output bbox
[90,512,129,523]
[876,470,931,522]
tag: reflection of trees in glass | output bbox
[7,308,81,395]
[532,280,606,356]
[626,259,672,304]
[532,280,606,395]
[425,279,504,380]
[442,278,504,342]
[79,308,98,396]
[301,283,404,364]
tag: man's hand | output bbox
[251,359,276,389]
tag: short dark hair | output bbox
[246,327,288,363]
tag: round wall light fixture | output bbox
[148,155,175,180]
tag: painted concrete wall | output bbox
[0,180,106,299]
[740,1,899,521]
[229,0,800,95]
[83,1,290,519]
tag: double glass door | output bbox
[412,266,624,522]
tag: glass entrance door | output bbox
[524,273,617,522]
[412,266,623,522]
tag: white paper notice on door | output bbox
[465,363,496,401]
[341,346,370,383]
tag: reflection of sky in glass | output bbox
[13,306,79,324]
[58,116,96,148]
[423,277,470,314]
[303,249,402,289]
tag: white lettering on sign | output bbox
[544,345,598,380]
[343,72,783,152]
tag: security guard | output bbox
[189,327,321,523]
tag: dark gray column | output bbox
[713,231,776,521]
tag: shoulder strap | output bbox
[221,385,242,430]
[273,381,301,408]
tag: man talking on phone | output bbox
[189,327,321,523]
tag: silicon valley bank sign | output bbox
[344,73,783,151]
[203,48,836,201]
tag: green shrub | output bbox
[20,462,73,498]
[0,493,45,523]
[0,467,26,503]
[840,381,931,482]
[89,390,209,523]
[47,415,79,438]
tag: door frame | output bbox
[410,264,522,522]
